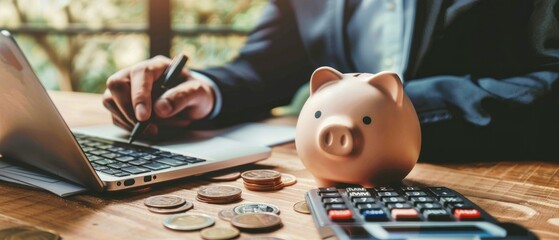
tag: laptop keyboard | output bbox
[74,134,206,177]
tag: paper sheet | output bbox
[0,159,87,197]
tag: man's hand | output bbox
[102,56,215,136]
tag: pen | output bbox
[128,54,189,144]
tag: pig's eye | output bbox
[314,111,321,119]
[362,116,372,125]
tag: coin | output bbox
[163,213,215,231]
[8,229,61,240]
[293,201,310,214]
[198,186,242,199]
[148,200,193,214]
[241,170,281,183]
[233,203,280,215]
[280,174,297,187]
[200,226,240,240]
[207,171,241,181]
[243,182,283,191]
[230,212,282,231]
[0,227,32,239]
[144,195,186,208]
[218,208,237,222]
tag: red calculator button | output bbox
[391,208,419,220]
[328,209,353,221]
[454,209,481,220]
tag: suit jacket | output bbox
[200,0,559,161]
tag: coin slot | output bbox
[124,179,135,186]
[144,176,152,182]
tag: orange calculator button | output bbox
[454,209,481,220]
[328,209,353,221]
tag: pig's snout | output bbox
[319,123,354,156]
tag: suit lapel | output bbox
[406,0,444,79]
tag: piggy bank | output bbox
[295,67,421,187]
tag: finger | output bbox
[106,70,136,124]
[129,56,173,122]
[113,116,133,131]
[103,90,135,127]
[145,124,159,136]
[154,80,214,120]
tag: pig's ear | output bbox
[310,66,344,95]
[367,71,404,106]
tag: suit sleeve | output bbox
[196,0,314,122]
[405,0,559,126]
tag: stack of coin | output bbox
[196,185,242,204]
[0,226,60,240]
[144,195,193,214]
[230,212,283,232]
[241,170,297,191]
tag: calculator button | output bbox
[429,187,456,198]
[352,197,375,204]
[410,196,435,203]
[329,209,353,221]
[348,191,372,199]
[346,187,367,192]
[325,203,348,211]
[401,186,422,191]
[423,209,452,221]
[454,209,481,220]
[440,197,464,207]
[448,202,473,211]
[405,191,428,198]
[362,209,389,221]
[391,209,419,221]
[386,203,413,210]
[374,187,394,192]
[377,191,400,197]
[320,192,342,198]
[381,197,406,203]
[356,203,382,213]
[323,198,344,204]
[319,187,338,193]
[416,202,443,212]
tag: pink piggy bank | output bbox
[295,67,421,187]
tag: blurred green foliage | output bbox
[0,0,265,93]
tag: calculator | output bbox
[305,186,537,240]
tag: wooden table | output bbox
[0,91,558,239]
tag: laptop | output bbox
[0,30,271,192]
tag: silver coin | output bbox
[163,213,215,231]
[233,203,280,215]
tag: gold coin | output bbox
[218,208,237,222]
[280,174,297,187]
[196,195,242,204]
[0,227,33,239]
[144,195,186,208]
[200,227,240,240]
[163,213,215,231]
[293,201,310,214]
[148,201,193,214]
[243,182,283,192]
[230,212,282,231]
[241,170,281,182]
[7,229,61,240]
[198,186,242,199]
[207,171,241,181]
